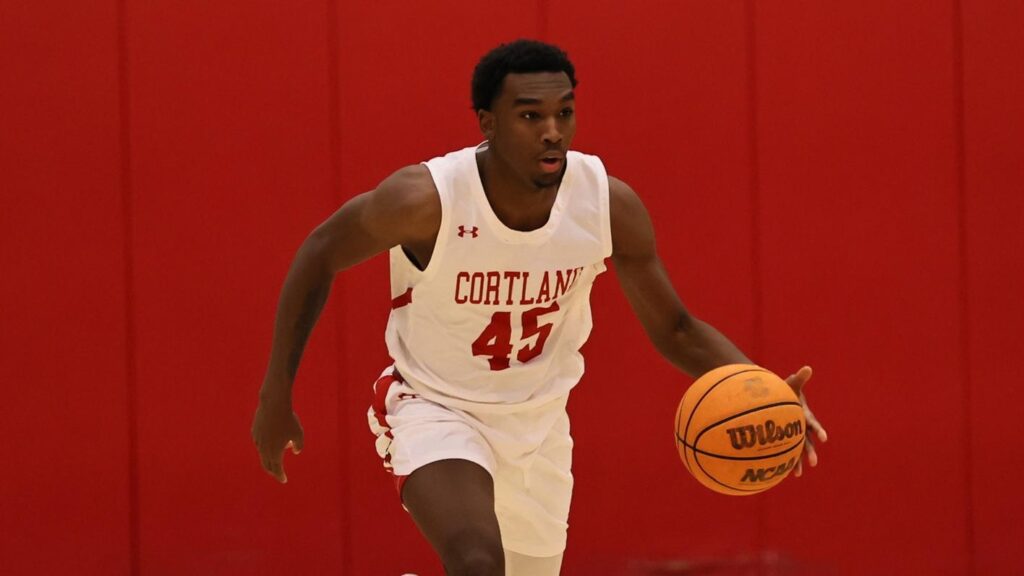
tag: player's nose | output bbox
[541,117,562,144]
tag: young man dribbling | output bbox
[252,39,827,576]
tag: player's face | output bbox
[480,72,576,189]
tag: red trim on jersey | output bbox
[391,287,413,309]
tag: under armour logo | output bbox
[457,225,479,238]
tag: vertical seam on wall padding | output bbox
[952,0,975,573]
[744,2,763,364]
[744,0,767,556]
[326,0,351,573]
[537,0,548,41]
[115,0,141,573]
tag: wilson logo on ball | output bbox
[740,457,798,483]
[725,419,803,450]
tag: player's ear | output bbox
[477,108,495,140]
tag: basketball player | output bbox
[252,40,827,576]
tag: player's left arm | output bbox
[608,175,827,474]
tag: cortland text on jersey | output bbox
[453,267,585,306]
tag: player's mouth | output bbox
[539,155,564,174]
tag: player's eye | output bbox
[522,111,539,120]
[560,108,574,118]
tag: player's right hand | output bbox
[251,397,304,483]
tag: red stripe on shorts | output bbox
[372,374,397,430]
[371,369,409,498]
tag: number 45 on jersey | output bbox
[471,302,560,371]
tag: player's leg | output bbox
[367,368,503,575]
[503,549,564,576]
[402,459,504,576]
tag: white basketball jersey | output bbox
[385,142,612,413]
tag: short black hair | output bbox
[471,39,578,112]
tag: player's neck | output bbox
[476,148,558,232]
[477,148,556,199]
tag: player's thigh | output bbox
[402,459,504,565]
[504,549,564,576]
[491,407,573,558]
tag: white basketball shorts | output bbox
[367,366,574,558]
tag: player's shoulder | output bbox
[360,164,441,242]
[372,164,439,213]
[607,174,644,216]
[607,174,633,194]
[377,163,435,195]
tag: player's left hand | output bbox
[785,365,827,477]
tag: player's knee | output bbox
[441,537,504,576]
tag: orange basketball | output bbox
[675,364,805,495]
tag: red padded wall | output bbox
[4,1,1024,574]
[125,2,343,573]
[0,1,131,574]
[755,2,967,574]
[962,1,1024,573]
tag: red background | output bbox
[2,1,1022,574]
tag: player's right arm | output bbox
[252,164,440,483]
